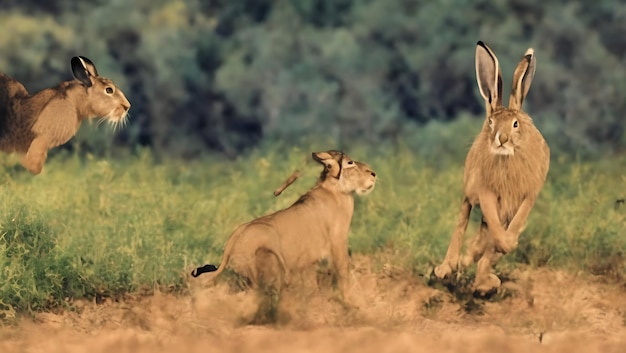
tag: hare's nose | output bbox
[496,131,508,145]
[121,96,131,111]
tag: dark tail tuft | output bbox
[191,264,218,277]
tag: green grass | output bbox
[0,141,624,320]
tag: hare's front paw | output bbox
[473,273,501,295]
[20,154,44,175]
[493,230,518,254]
[434,261,454,279]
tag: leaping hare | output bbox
[0,56,131,174]
[434,41,550,293]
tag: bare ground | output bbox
[1,255,625,353]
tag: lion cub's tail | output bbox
[190,225,247,280]
[191,264,218,277]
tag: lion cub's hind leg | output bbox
[255,248,286,292]
[251,248,287,324]
[245,224,290,287]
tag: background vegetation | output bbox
[0,0,625,319]
[1,0,625,158]
[0,144,625,320]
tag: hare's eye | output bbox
[513,120,519,128]
[347,160,354,165]
[105,87,114,94]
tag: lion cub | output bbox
[192,150,377,301]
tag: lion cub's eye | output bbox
[105,87,114,94]
[513,120,518,128]
[488,118,493,126]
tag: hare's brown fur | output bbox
[191,151,377,301]
[434,41,550,293]
[0,56,130,174]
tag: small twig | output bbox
[273,170,301,197]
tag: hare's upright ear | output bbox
[509,48,536,110]
[475,41,503,117]
[71,56,98,87]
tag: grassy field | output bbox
[0,138,624,320]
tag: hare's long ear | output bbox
[71,56,98,87]
[78,56,99,77]
[475,41,503,117]
[509,48,536,110]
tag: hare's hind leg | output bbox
[20,137,48,175]
[461,219,490,267]
[473,244,503,294]
[435,198,471,279]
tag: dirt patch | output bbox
[1,255,625,353]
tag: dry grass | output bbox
[0,141,625,352]
[1,255,625,353]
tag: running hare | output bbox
[434,41,550,293]
[0,56,130,174]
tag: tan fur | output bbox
[273,150,357,196]
[192,151,377,300]
[0,56,130,174]
[434,41,550,293]
[273,170,300,196]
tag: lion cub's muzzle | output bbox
[356,170,377,195]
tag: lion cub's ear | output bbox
[312,150,344,180]
[312,151,334,163]
[312,150,345,164]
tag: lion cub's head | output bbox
[347,161,376,195]
[312,150,377,195]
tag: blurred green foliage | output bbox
[0,0,625,158]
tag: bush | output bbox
[0,204,85,318]
[0,0,623,158]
